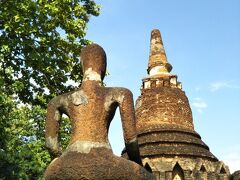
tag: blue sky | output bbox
[85,0,240,173]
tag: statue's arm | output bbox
[116,89,143,166]
[45,95,69,157]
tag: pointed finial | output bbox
[148,29,172,76]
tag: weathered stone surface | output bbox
[45,148,153,180]
[148,29,172,74]
[231,170,240,180]
[136,87,194,131]
[44,44,155,179]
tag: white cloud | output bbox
[210,81,240,92]
[192,98,207,113]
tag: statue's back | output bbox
[44,44,155,180]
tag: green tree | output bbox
[0,0,100,178]
[0,0,100,106]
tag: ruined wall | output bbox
[142,157,230,180]
[136,86,194,132]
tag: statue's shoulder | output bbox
[104,87,133,102]
[48,90,75,106]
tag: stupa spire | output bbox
[148,29,172,76]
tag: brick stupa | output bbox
[132,29,231,179]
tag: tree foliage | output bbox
[0,0,99,178]
[0,95,50,179]
[0,0,100,106]
[0,94,71,179]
